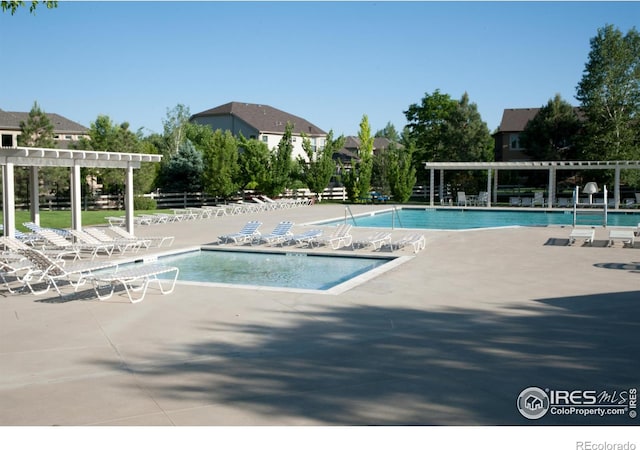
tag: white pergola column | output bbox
[493,169,499,204]
[2,163,16,237]
[29,166,40,225]
[486,169,492,207]
[125,164,134,235]
[439,169,445,205]
[548,167,556,209]
[429,168,435,207]
[70,164,82,231]
[614,165,621,209]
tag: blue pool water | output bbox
[147,249,391,291]
[323,208,640,230]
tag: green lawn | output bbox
[1,210,165,232]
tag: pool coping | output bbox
[305,206,640,231]
[127,245,413,296]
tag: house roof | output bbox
[0,109,89,134]
[497,106,584,133]
[342,136,398,151]
[191,102,326,136]
[497,108,541,132]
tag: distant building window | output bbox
[65,135,72,140]
[292,137,297,142]
[1,134,13,147]
[509,134,522,150]
[262,136,268,143]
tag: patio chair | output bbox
[354,231,392,250]
[67,230,115,257]
[509,197,522,207]
[532,192,545,207]
[317,224,353,250]
[521,197,533,207]
[254,221,294,246]
[0,258,34,293]
[456,191,467,206]
[287,229,323,247]
[477,191,489,207]
[32,228,107,260]
[108,226,175,248]
[90,264,179,304]
[392,234,426,253]
[218,221,263,245]
[83,227,146,253]
[17,248,121,296]
[568,227,595,246]
[0,236,79,261]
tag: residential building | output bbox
[0,109,89,149]
[190,102,327,161]
[492,108,540,162]
[333,136,399,167]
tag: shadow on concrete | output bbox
[89,291,640,425]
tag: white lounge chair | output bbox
[568,228,595,246]
[218,221,263,245]
[108,226,174,248]
[67,230,115,257]
[287,229,323,247]
[392,234,426,253]
[17,248,121,296]
[84,227,146,253]
[0,236,79,261]
[532,192,545,207]
[34,229,107,260]
[90,264,179,304]
[509,197,521,207]
[354,231,392,250]
[457,191,467,207]
[608,229,635,247]
[317,224,353,250]
[0,258,33,293]
[254,221,294,246]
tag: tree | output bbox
[17,101,55,148]
[442,92,494,162]
[159,140,203,192]
[81,115,142,194]
[404,89,458,163]
[374,122,400,142]
[576,24,640,162]
[342,115,374,203]
[520,94,583,161]
[262,122,294,198]
[386,142,417,203]
[298,130,344,201]
[237,135,271,191]
[16,101,62,200]
[1,1,57,15]
[162,104,192,156]
[201,129,240,199]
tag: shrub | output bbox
[134,196,157,210]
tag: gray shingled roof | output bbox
[0,109,88,133]
[191,102,326,136]
[497,108,540,132]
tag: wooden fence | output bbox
[9,185,434,211]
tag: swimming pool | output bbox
[320,208,640,230]
[136,248,405,294]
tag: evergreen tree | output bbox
[159,140,203,192]
[17,101,55,148]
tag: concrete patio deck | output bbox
[1,203,638,426]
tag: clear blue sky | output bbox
[2,1,639,137]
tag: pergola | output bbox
[424,160,640,208]
[1,146,162,237]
